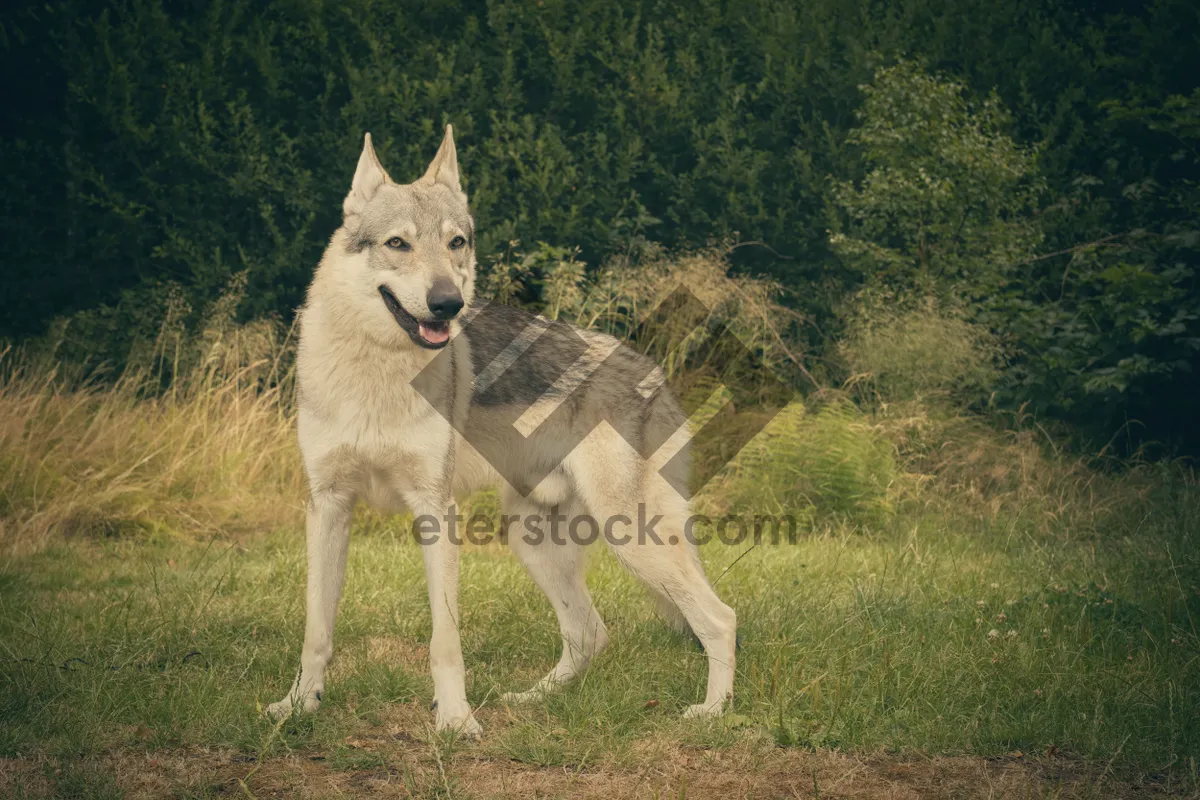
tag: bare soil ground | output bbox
[1,701,1185,799]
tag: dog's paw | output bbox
[265,691,321,721]
[433,699,483,738]
[682,700,726,719]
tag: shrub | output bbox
[838,292,1001,406]
[713,400,899,526]
[482,240,810,392]
[828,59,1044,300]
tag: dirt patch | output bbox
[1,736,1185,799]
[449,748,1181,799]
[322,635,431,684]
[365,635,430,671]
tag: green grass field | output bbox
[2,480,1198,798]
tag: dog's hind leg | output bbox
[609,521,735,718]
[268,490,353,720]
[500,490,609,704]
[649,587,693,635]
[565,430,736,718]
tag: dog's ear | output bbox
[344,133,392,221]
[420,124,463,197]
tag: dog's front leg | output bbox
[414,500,482,737]
[267,491,353,720]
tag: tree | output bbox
[829,60,1044,300]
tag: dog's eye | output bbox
[385,237,411,251]
[448,235,467,251]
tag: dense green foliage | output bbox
[2,0,1198,452]
[829,61,1045,298]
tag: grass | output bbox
[2,461,1198,797]
[2,261,1199,797]
[0,317,303,553]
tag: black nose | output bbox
[427,279,464,320]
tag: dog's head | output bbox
[335,126,476,350]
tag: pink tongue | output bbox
[419,322,450,344]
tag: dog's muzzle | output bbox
[378,285,456,349]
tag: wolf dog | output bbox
[267,126,737,736]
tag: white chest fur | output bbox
[296,311,459,510]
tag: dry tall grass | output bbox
[481,241,812,388]
[2,248,1176,556]
[838,291,1001,404]
[0,317,305,555]
[2,248,804,554]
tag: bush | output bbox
[714,400,899,526]
[838,292,1001,406]
[0,0,881,342]
[828,60,1044,300]
[482,240,809,391]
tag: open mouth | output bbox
[378,286,451,349]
